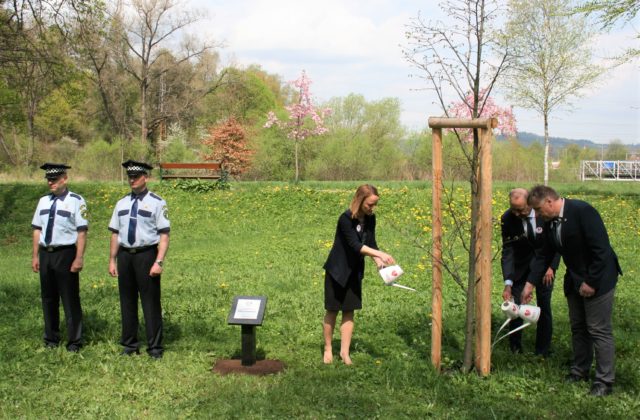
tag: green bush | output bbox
[171,172,230,193]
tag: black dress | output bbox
[324,270,362,311]
[323,210,378,311]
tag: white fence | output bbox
[581,160,640,181]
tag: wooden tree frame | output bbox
[428,117,496,376]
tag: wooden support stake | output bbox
[428,117,497,130]
[431,127,443,372]
[427,117,497,376]
[474,127,493,376]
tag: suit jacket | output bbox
[323,210,378,287]
[501,209,560,287]
[531,199,622,297]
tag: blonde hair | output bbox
[349,184,379,219]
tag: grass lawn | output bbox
[0,180,638,418]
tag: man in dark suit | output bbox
[500,188,559,356]
[522,185,622,397]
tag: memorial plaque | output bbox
[227,296,267,326]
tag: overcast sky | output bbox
[191,0,639,144]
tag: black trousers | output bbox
[117,247,163,355]
[510,280,553,355]
[39,246,82,348]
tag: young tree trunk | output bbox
[462,128,480,373]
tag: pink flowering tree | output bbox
[446,89,517,142]
[264,70,331,182]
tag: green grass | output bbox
[0,180,639,418]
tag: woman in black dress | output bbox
[322,184,395,364]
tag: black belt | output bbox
[119,245,157,254]
[40,244,76,252]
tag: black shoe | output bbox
[120,348,140,356]
[565,373,588,383]
[44,342,59,349]
[535,350,552,358]
[66,344,81,353]
[589,382,613,397]
[149,352,163,359]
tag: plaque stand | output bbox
[241,325,256,366]
[213,295,285,376]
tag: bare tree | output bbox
[64,0,135,139]
[503,0,604,185]
[113,0,220,148]
[403,0,510,373]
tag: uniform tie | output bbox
[127,196,139,245]
[526,217,535,241]
[44,196,58,245]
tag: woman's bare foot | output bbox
[323,349,333,364]
[339,352,352,365]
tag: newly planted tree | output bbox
[404,0,510,373]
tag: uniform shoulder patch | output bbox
[149,192,162,201]
[70,193,82,200]
[80,203,88,219]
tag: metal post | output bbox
[241,325,256,366]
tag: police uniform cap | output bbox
[122,160,153,175]
[40,163,71,179]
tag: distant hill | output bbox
[514,132,598,149]
[496,131,640,158]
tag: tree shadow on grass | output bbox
[82,309,115,345]
[0,281,46,358]
[395,311,463,350]
[0,281,35,321]
[163,315,183,345]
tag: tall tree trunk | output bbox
[26,97,37,165]
[543,111,549,186]
[0,130,17,165]
[140,79,148,146]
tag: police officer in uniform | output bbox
[31,163,88,352]
[108,160,170,358]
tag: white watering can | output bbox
[492,301,541,349]
[379,265,416,292]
